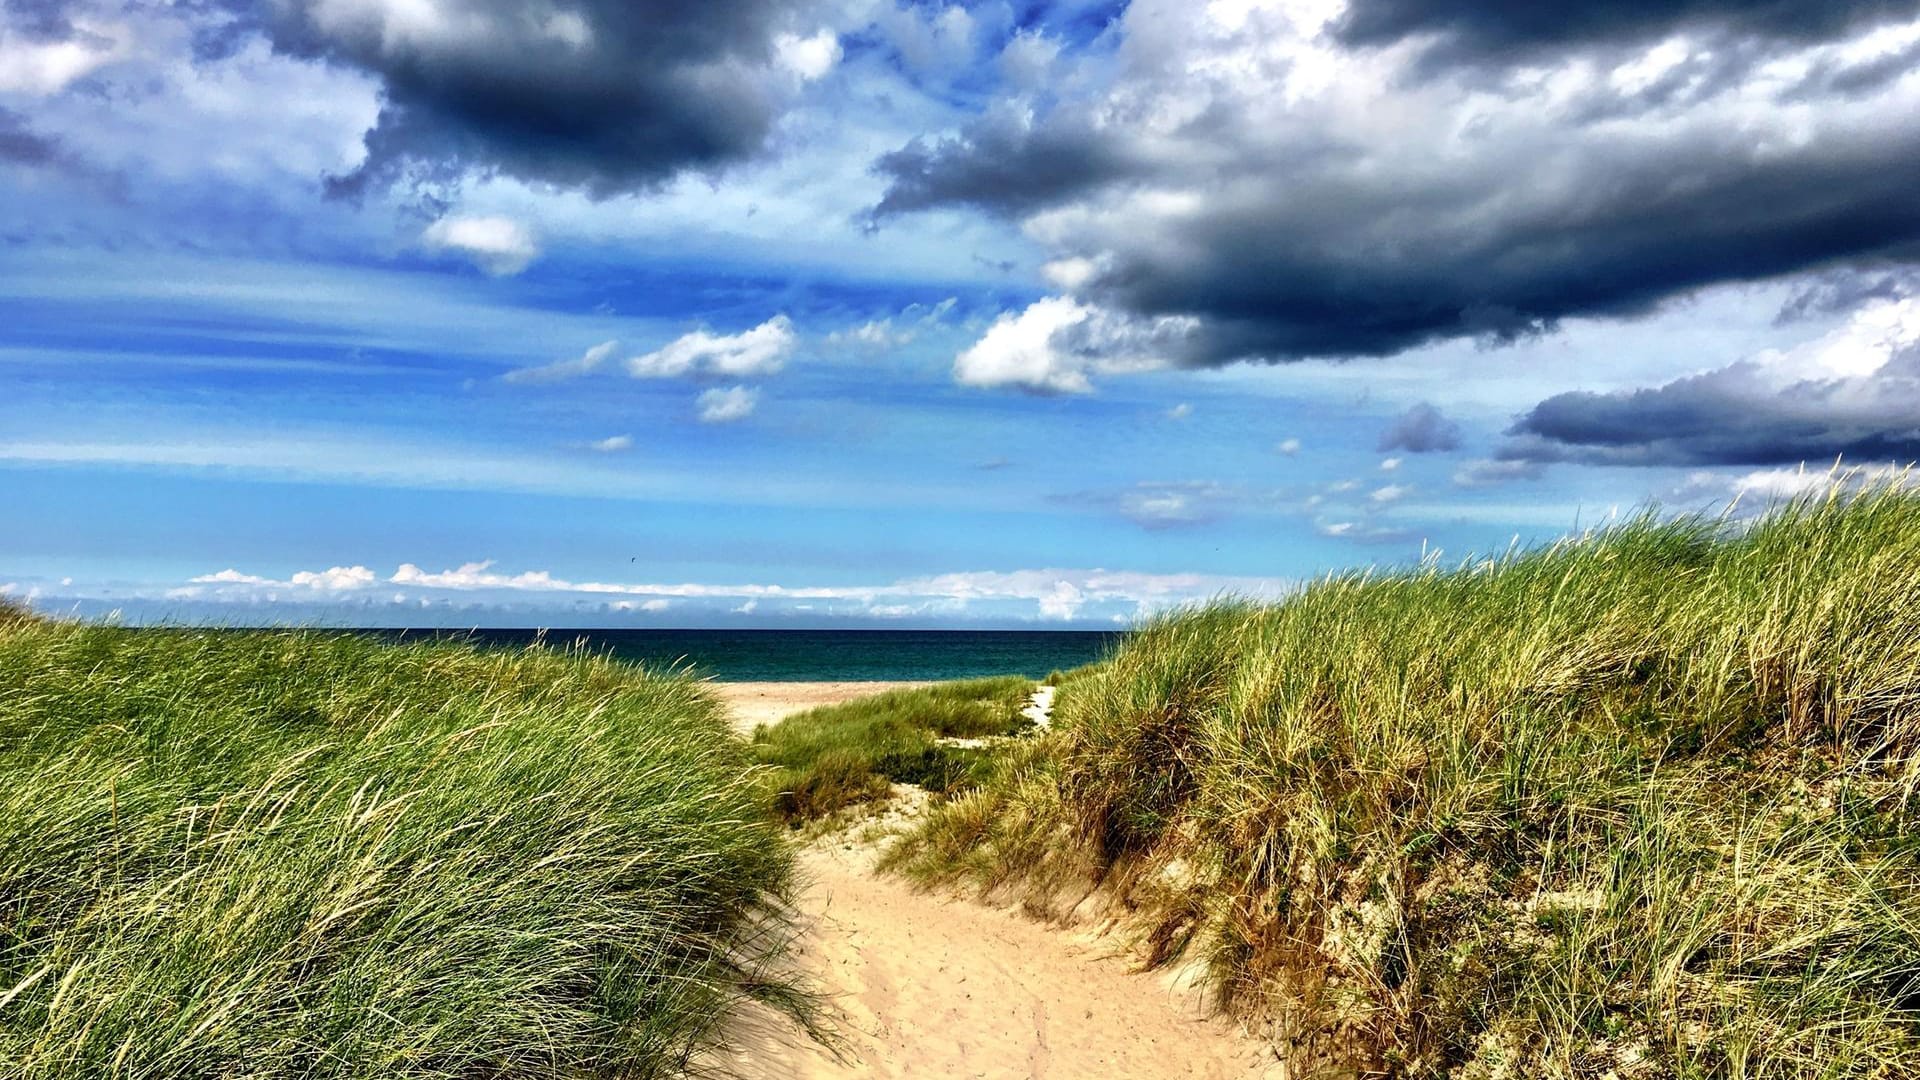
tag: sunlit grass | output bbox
[0,623,802,1079]
[890,483,1920,1078]
[751,676,1035,822]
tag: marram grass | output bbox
[888,486,1920,1079]
[0,623,801,1079]
[751,675,1034,822]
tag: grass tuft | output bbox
[891,484,1920,1078]
[0,623,802,1079]
[752,676,1035,823]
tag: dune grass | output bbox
[887,486,1920,1078]
[751,676,1035,822]
[0,621,802,1079]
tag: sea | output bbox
[360,628,1124,682]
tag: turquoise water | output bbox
[364,628,1124,681]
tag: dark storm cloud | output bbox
[1331,0,1920,65]
[1507,349,1920,466]
[1190,141,1920,361]
[873,1,1920,370]
[888,118,1920,362]
[869,109,1133,220]
[227,0,817,198]
[1379,403,1463,454]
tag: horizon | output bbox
[4,0,1917,628]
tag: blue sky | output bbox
[2,0,1917,627]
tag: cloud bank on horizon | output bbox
[1,0,1917,625]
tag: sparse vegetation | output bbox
[0,596,37,628]
[753,676,1035,822]
[888,487,1920,1079]
[0,623,802,1079]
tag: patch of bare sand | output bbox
[713,837,1279,1080]
[706,682,1282,1080]
[709,681,932,736]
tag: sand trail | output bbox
[709,682,1278,1080]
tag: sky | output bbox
[1,0,1917,628]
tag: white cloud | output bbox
[191,568,274,586]
[826,318,913,350]
[1370,483,1412,504]
[0,20,129,96]
[954,297,1189,394]
[191,565,376,591]
[696,385,759,423]
[629,316,794,379]
[1730,467,1842,501]
[1166,402,1193,420]
[824,299,959,352]
[1275,438,1301,456]
[613,598,672,613]
[587,434,633,452]
[1379,457,1402,471]
[503,340,619,384]
[171,561,1294,624]
[1754,296,1920,384]
[420,214,540,276]
[775,29,842,81]
[1665,463,1914,510]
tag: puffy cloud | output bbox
[1379,403,1463,454]
[881,0,1920,367]
[696,385,759,423]
[952,296,1196,394]
[420,213,539,275]
[223,0,824,198]
[1370,483,1413,504]
[1275,438,1302,456]
[503,339,619,384]
[0,13,129,95]
[630,316,794,379]
[774,28,839,80]
[1166,402,1193,421]
[1508,297,1920,466]
[586,434,632,452]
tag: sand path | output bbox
[708,682,1280,1080]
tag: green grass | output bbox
[888,486,1920,1079]
[0,622,803,1079]
[751,676,1036,822]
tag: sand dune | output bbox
[710,682,1279,1080]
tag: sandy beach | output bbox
[709,680,932,735]
[708,681,1279,1079]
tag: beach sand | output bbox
[709,680,931,735]
[707,681,1280,1080]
